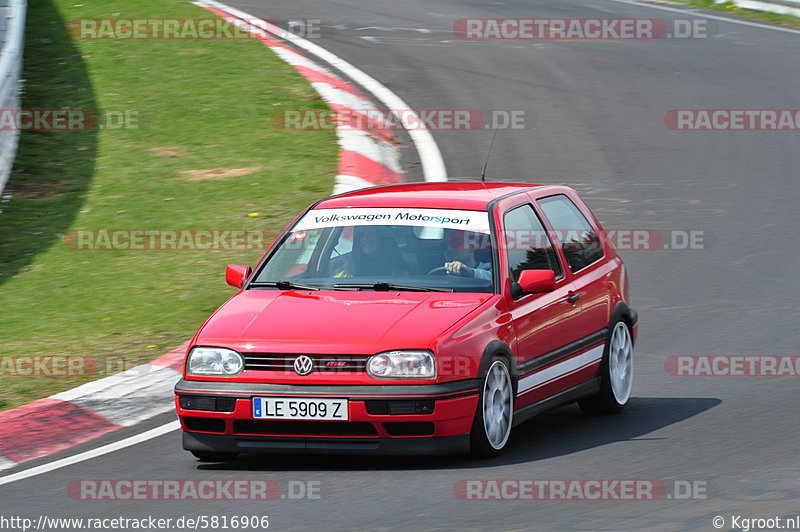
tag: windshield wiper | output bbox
[248,280,320,291]
[333,282,453,293]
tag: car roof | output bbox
[317,181,547,211]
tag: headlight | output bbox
[186,347,244,376]
[367,350,435,379]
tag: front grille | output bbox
[243,353,368,373]
[234,420,378,437]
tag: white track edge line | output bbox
[0,421,181,486]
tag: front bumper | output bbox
[183,431,471,456]
[175,378,480,455]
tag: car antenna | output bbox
[480,128,500,182]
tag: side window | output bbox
[537,195,603,272]
[502,204,562,282]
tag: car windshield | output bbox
[251,207,495,293]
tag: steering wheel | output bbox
[427,266,449,276]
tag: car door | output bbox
[536,193,613,342]
[499,201,586,408]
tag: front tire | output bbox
[579,320,633,415]
[470,357,514,457]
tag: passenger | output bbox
[334,226,407,278]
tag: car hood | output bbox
[195,289,493,353]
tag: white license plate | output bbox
[252,397,348,421]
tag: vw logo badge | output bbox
[293,355,314,376]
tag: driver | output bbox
[443,230,492,280]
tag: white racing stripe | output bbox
[517,345,604,395]
[0,421,180,486]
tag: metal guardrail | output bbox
[718,0,800,16]
[0,0,26,195]
[733,0,800,16]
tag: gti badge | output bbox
[293,355,314,376]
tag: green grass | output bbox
[665,0,800,29]
[0,0,337,410]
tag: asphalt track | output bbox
[2,0,800,530]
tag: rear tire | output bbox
[579,320,633,415]
[470,357,514,457]
[190,450,239,462]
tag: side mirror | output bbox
[510,269,556,299]
[226,264,252,288]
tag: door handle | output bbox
[567,292,580,304]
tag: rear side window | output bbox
[502,204,562,282]
[537,195,603,272]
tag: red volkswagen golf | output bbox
[175,182,637,459]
